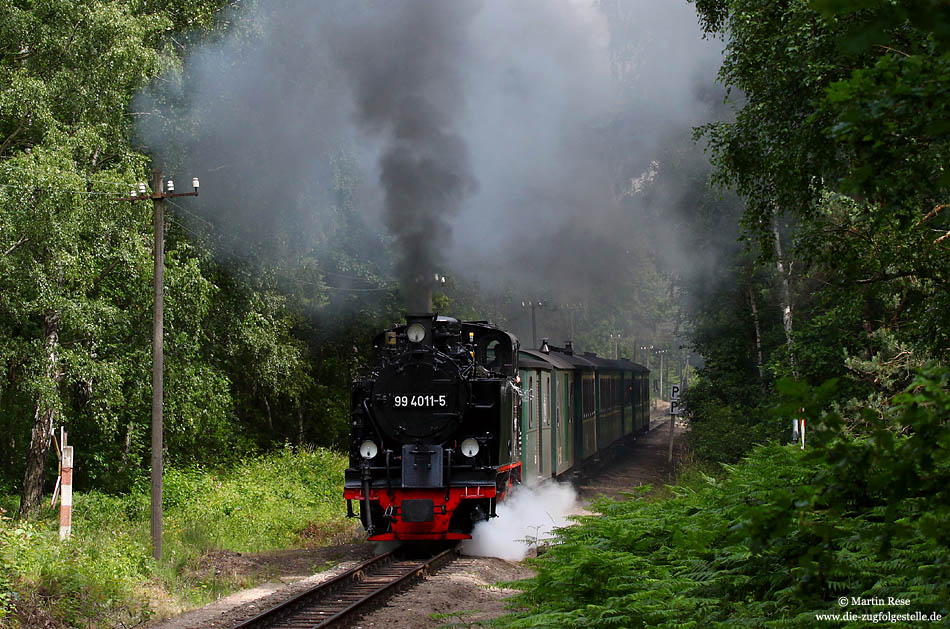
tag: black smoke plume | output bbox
[331,0,479,312]
[133,0,726,342]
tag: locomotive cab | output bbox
[344,314,521,541]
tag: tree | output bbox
[0,0,246,515]
[691,0,948,393]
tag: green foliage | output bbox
[500,367,950,626]
[0,0,341,493]
[688,404,783,464]
[0,511,153,626]
[0,448,353,626]
[685,0,949,466]
[161,447,350,553]
[684,252,787,462]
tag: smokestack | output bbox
[406,277,432,313]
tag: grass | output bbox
[0,447,359,628]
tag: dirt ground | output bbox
[577,403,686,502]
[150,404,687,629]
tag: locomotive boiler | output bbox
[344,313,522,541]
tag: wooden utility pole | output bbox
[668,410,675,462]
[122,170,199,561]
[640,346,652,407]
[521,300,544,349]
[150,169,165,562]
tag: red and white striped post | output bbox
[59,445,73,539]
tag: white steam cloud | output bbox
[460,482,581,561]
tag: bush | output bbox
[0,447,352,627]
[162,447,350,553]
[687,402,785,463]
[500,366,950,626]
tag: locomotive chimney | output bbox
[405,276,433,313]
[422,286,432,312]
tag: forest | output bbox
[1,0,947,626]
[501,0,950,625]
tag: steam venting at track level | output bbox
[460,482,580,561]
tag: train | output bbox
[343,313,650,541]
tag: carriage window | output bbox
[545,377,551,426]
[582,377,594,418]
[528,376,534,429]
[536,377,542,428]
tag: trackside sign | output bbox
[670,384,685,415]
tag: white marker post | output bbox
[791,409,805,450]
[60,445,73,540]
[799,409,805,450]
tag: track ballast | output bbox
[229,547,457,628]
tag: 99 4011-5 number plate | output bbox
[392,394,447,407]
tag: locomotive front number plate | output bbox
[392,395,447,407]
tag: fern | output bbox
[497,366,950,626]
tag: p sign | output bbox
[670,385,684,415]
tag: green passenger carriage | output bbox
[518,340,650,482]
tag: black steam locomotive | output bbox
[343,313,521,541]
[344,313,651,541]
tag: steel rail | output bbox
[230,547,457,628]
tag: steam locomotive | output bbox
[343,313,649,541]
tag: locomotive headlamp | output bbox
[359,440,378,459]
[460,438,480,458]
[406,322,426,343]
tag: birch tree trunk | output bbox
[263,395,273,432]
[18,311,62,519]
[771,212,798,376]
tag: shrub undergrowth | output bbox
[0,447,351,627]
[500,366,949,627]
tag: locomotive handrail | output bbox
[444,447,453,501]
[361,398,387,451]
[384,448,393,495]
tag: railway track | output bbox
[229,547,457,629]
